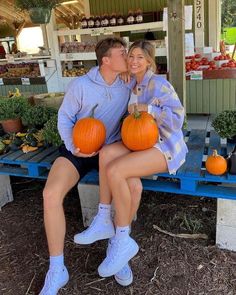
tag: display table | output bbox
[186,69,236,114]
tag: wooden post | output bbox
[208,0,221,51]
[167,0,186,107]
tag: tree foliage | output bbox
[221,0,236,28]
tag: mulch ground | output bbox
[0,177,236,295]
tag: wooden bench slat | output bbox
[177,129,207,177]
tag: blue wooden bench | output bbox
[0,129,235,199]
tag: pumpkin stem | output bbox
[133,104,141,119]
[212,149,218,157]
[90,104,98,118]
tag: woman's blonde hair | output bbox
[128,40,156,72]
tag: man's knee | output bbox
[43,185,64,210]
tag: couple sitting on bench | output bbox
[39,37,187,294]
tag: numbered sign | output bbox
[194,0,204,47]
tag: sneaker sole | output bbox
[98,242,139,277]
[114,271,133,286]
[74,231,115,245]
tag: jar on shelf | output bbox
[109,13,117,26]
[103,14,109,27]
[81,14,88,29]
[135,8,143,23]
[126,10,135,25]
[94,15,101,28]
[88,15,95,28]
[117,13,125,26]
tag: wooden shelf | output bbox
[56,21,163,36]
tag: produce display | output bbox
[185,53,236,72]
[63,67,88,77]
[60,41,96,53]
[121,109,159,151]
[0,62,40,78]
[205,149,227,175]
[72,105,106,154]
[0,130,44,154]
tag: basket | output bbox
[33,92,64,109]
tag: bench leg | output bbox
[0,175,13,210]
[77,182,137,227]
[216,199,236,252]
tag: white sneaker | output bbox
[107,238,133,286]
[98,236,139,277]
[39,267,69,295]
[74,214,115,245]
[115,264,133,286]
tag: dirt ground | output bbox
[0,177,236,295]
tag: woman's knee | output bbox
[99,145,115,167]
[129,180,143,200]
[106,161,122,182]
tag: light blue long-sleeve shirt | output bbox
[58,66,131,153]
[134,70,188,174]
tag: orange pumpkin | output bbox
[72,105,106,154]
[205,149,227,175]
[121,110,158,151]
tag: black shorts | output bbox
[58,145,99,179]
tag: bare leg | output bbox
[107,148,168,226]
[99,142,142,223]
[43,157,79,256]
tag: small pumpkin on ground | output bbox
[205,149,227,175]
[121,106,159,151]
[73,104,106,154]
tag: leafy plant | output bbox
[0,96,29,121]
[15,0,60,10]
[212,110,236,139]
[42,114,63,147]
[21,105,57,128]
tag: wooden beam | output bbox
[15,21,26,38]
[167,0,186,107]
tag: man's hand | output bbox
[128,103,148,114]
[73,148,98,158]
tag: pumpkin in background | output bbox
[121,108,158,151]
[205,149,227,175]
[72,105,106,154]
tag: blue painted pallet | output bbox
[80,129,236,200]
[0,129,235,200]
[0,146,59,179]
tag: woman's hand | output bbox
[119,71,131,83]
[128,103,148,114]
[73,148,98,158]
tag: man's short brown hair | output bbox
[95,37,127,67]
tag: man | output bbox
[40,37,130,295]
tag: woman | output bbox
[74,40,188,285]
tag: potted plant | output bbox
[0,96,29,133]
[15,0,60,24]
[212,110,236,143]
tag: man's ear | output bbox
[102,56,110,65]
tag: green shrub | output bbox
[0,96,29,121]
[42,114,63,147]
[22,105,57,128]
[212,110,236,139]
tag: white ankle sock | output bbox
[98,203,111,218]
[49,254,64,270]
[115,226,130,240]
